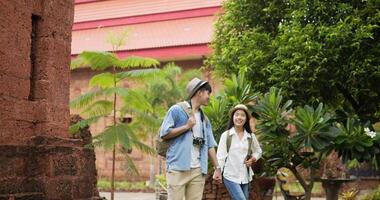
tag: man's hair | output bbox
[197,82,212,94]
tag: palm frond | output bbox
[69,116,101,134]
[115,56,159,69]
[81,100,113,118]
[79,51,118,70]
[104,87,129,97]
[106,29,129,50]
[131,138,156,155]
[116,68,160,82]
[70,56,89,70]
[124,154,139,175]
[93,124,128,150]
[89,72,115,89]
[70,89,104,109]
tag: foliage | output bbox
[209,0,380,124]
[340,188,359,200]
[203,71,258,143]
[119,64,200,186]
[97,179,151,191]
[252,87,380,200]
[70,30,159,200]
[334,118,380,167]
[361,186,380,200]
[155,174,168,191]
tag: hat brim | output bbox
[229,106,252,119]
[188,81,208,99]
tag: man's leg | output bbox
[185,168,205,200]
[167,170,186,200]
[223,178,247,200]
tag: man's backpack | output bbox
[156,102,192,157]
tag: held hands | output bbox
[212,168,222,184]
[244,156,257,167]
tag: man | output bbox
[159,77,222,200]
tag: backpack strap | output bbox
[226,131,253,155]
[248,134,253,156]
[176,101,192,117]
[223,131,253,176]
[226,130,232,154]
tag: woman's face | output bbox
[233,110,247,127]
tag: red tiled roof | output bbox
[74,0,222,23]
[71,16,215,55]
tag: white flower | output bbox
[364,127,376,139]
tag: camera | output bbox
[193,137,205,147]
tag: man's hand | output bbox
[244,156,257,167]
[186,115,196,129]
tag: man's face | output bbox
[198,90,211,106]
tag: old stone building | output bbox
[0,0,100,199]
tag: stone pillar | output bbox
[0,1,101,199]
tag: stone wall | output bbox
[0,0,101,199]
[0,0,73,143]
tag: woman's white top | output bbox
[217,127,262,184]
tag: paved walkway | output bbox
[99,192,326,200]
[99,192,155,200]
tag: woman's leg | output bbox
[241,183,249,200]
[223,178,247,200]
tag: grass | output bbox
[97,179,153,191]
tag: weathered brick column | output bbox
[0,1,101,199]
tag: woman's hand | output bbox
[212,168,222,184]
[244,156,256,167]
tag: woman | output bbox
[213,104,262,200]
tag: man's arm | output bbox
[162,115,195,140]
[209,147,222,181]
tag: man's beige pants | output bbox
[166,168,205,200]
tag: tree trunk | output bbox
[149,136,155,187]
[304,187,312,200]
[111,145,116,200]
[289,166,315,200]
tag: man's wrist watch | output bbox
[214,166,221,170]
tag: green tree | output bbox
[203,71,258,143]
[70,30,159,200]
[253,87,379,200]
[120,64,201,186]
[209,0,380,124]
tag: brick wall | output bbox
[0,1,101,199]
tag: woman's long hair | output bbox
[227,109,252,133]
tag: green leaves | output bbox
[334,118,379,164]
[291,103,338,151]
[89,72,115,89]
[71,51,159,71]
[209,0,380,124]
[116,56,159,69]
[253,87,292,136]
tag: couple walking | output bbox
[159,78,262,200]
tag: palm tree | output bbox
[203,71,258,142]
[121,64,201,186]
[70,30,159,200]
